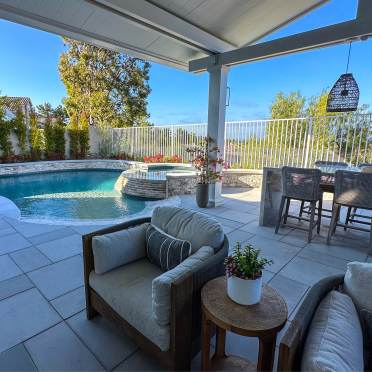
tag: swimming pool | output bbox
[0,170,154,223]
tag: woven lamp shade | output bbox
[326,73,359,112]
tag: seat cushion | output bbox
[152,246,214,326]
[301,290,363,372]
[92,223,149,274]
[344,261,372,313]
[89,258,170,351]
[151,206,224,253]
[146,224,191,271]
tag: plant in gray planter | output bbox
[224,242,273,305]
[187,137,225,208]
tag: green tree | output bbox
[54,119,66,159]
[29,112,44,160]
[54,104,68,124]
[270,91,305,119]
[68,112,80,159]
[0,97,13,159]
[13,106,27,155]
[59,38,151,128]
[36,102,54,119]
[44,116,55,158]
[79,112,90,158]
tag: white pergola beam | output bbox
[189,0,372,72]
[88,0,236,54]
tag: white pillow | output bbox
[301,290,363,372]
[344,261,372,313]
[92,223,149,274]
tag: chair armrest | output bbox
[278,274,344,371]
[82,217,151,289]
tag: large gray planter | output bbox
[196,183,209,208]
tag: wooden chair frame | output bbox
[83,217,228,371]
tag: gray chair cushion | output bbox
[151,206,224,253]
[89,258,170,351]
[146,224,191,271]
[152,246,214,326]
[92,223,149,274]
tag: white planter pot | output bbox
[227,275,262,305]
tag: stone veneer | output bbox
[0,159,138,176]
[222,169,262,188]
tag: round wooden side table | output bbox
[201,276,287,371]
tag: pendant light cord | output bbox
[345,41,352,73]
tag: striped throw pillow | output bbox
[145,224,191,271]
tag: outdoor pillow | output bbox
[145,224,191,271]
[344,261,372,313]
[92,222,149,274]
[152,245,214,326]
[301,290,364,372]
[151,206,224,253]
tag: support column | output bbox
[207,64,229,207]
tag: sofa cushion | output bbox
[89,258,170,351]
[301,290,363,372]
[151,206,224,253]
[152,246,214,326]
[146,224,191,271]
[344,261,372,313]
[92,223,149,275]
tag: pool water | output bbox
[0,170,147,222]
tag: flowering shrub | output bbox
[186,137,226,184]
[143,153,182,163]
[224,242,273,280]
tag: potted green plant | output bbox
[187,137,225,208]
[224,242,273,305]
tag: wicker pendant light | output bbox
[327,42,359,113]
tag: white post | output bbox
[207,64,229,207]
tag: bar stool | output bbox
[275,166,322,243]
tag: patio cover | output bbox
[0,0,326,70]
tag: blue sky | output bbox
[0,0,371,124]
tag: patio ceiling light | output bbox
[327,42,359,113]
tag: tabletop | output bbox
[201,277,288,337]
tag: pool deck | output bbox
[0,187,371,371]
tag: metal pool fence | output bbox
[110,114,372,169]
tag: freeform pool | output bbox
[0,170,154,223]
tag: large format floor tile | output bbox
[67,312,138,370]
[0,255,22,282]
[28,227,77,245]
[50,286,86,319]
[279,256,344,286]
[0,233,31,255]
[10,247,51,273]
[0,274,34,301]
[6,219,65,238]
[36,234,82,262]
[0,344,37,371]
[27,255,84,300]
[0,288,61,352]
[25,322,103,371]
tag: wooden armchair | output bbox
[83,216,228,371]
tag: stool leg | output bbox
[308,201,316,243]
[283,198,291,224]
[317,197,322,234]
[275,196,286,234]
[328,203,340,245]
[369,223,372,256]
[299,200,305,217]
[344,207,352,231]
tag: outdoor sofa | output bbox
[82,206,228,370]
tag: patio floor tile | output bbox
[50,286,86,319]
[0,288,61,353]
[113,350,162,371]
[0,274,33,301]
[67,312,138,370]
[10,247,51,273]
[27,255,84,300]
[0,233,31,255]
[6,218,65,238]
[72,225,108,235]
[246,235,300,273]
[0,255,22,282]
[304,241,368,262]
[239,222,292,240]
[298,246,350,270]
[25,322,103,371]
[218,209,257,223]
[36,234,82,262]
[226,332,258,363]
[268,275,309,316]
[0,226,16,237]
[227,229,254,249]
[28,227,77,245]
[279,256,344,286]
[0,344,37,371]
